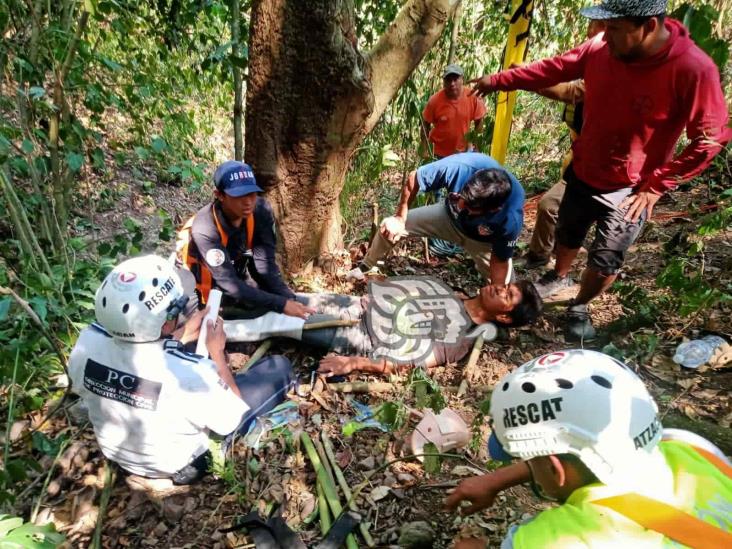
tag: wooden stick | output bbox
[328,381,394,393]
[301,433,358,549]
[242,340,272,371]
[458,332,485,397]
[321,432,375,547]
[303,319,359,331]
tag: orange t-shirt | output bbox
[422,89,486,158]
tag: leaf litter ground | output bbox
[13,167,732,548]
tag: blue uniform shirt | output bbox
[416,152,525,260]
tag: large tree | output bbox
[246,0,458,270]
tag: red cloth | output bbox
[423,89,487,158]
[489,19,731,194]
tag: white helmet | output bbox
[489,349,663,487]
[95,255,187,343]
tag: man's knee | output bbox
[264,354,294,380]
[587,248,624,275]
[555,223,586,250]
[538,193,559,217]
[245,354,295,389]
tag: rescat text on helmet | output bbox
[503,397,564,428]
[143,277,177,311]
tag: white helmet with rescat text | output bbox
[488,349,663,486]
[95,255,188,343]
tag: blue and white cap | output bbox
[581,0,667,19]
[213,160,263,197]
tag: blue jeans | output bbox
[172,355,294,484]
[234,354,295,435]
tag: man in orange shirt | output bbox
[422,64,487,159]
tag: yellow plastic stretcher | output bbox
[490,0,535,164]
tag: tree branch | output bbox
[364,0,457,134]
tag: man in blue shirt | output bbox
[351,153,524,284]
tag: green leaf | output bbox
[151,137,167,154]
[342,420,367,437]
[1,520,65,548]
[28,86,46,99]
[21,139,34,154]
[5,460,28,483]
[0,135,11,156]
[32,432,66,457]
[28,297,47,323]
[65,152,84,172]
[91,147,105,170]
[0,298,10,322]
[97,242,112,256]
[422,442,441,475]
[84,0,98,16]
[101,56,122,72]
[0,516,24,537]
[230,55,248,69]
[134,146,149,160]
[123,217,141,232]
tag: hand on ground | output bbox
[284,299,316,319]
[380,216,408,244]
[452,537,489,549]
[317,355,362,377]
[444,475,501,515]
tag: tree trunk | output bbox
[230,0,243,160]
[246,0,456,271]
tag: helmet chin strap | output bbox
[166,295,190,321]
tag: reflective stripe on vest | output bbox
[175,207,254,304]
[512,441,732,549]
[593,445,732,549]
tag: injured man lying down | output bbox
[223,276,542,377]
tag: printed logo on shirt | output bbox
[83,359,162,411]
[367,276,496,366]
[632,94,654,116]
[206,248,226,267]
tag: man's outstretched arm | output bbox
[445,462,531,515]
[317,347,444,377]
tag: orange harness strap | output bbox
[593,448,731,549]
[593,493,732,549]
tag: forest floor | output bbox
[15,159,732,548]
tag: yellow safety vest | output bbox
[512,441,732,549]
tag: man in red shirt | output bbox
[471,0,730,341]
[422,64,487,159]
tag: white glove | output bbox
[380,216,408,244]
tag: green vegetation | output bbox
[0,0,729,544]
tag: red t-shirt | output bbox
[423,89,487,158]
[489,19,731,194]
